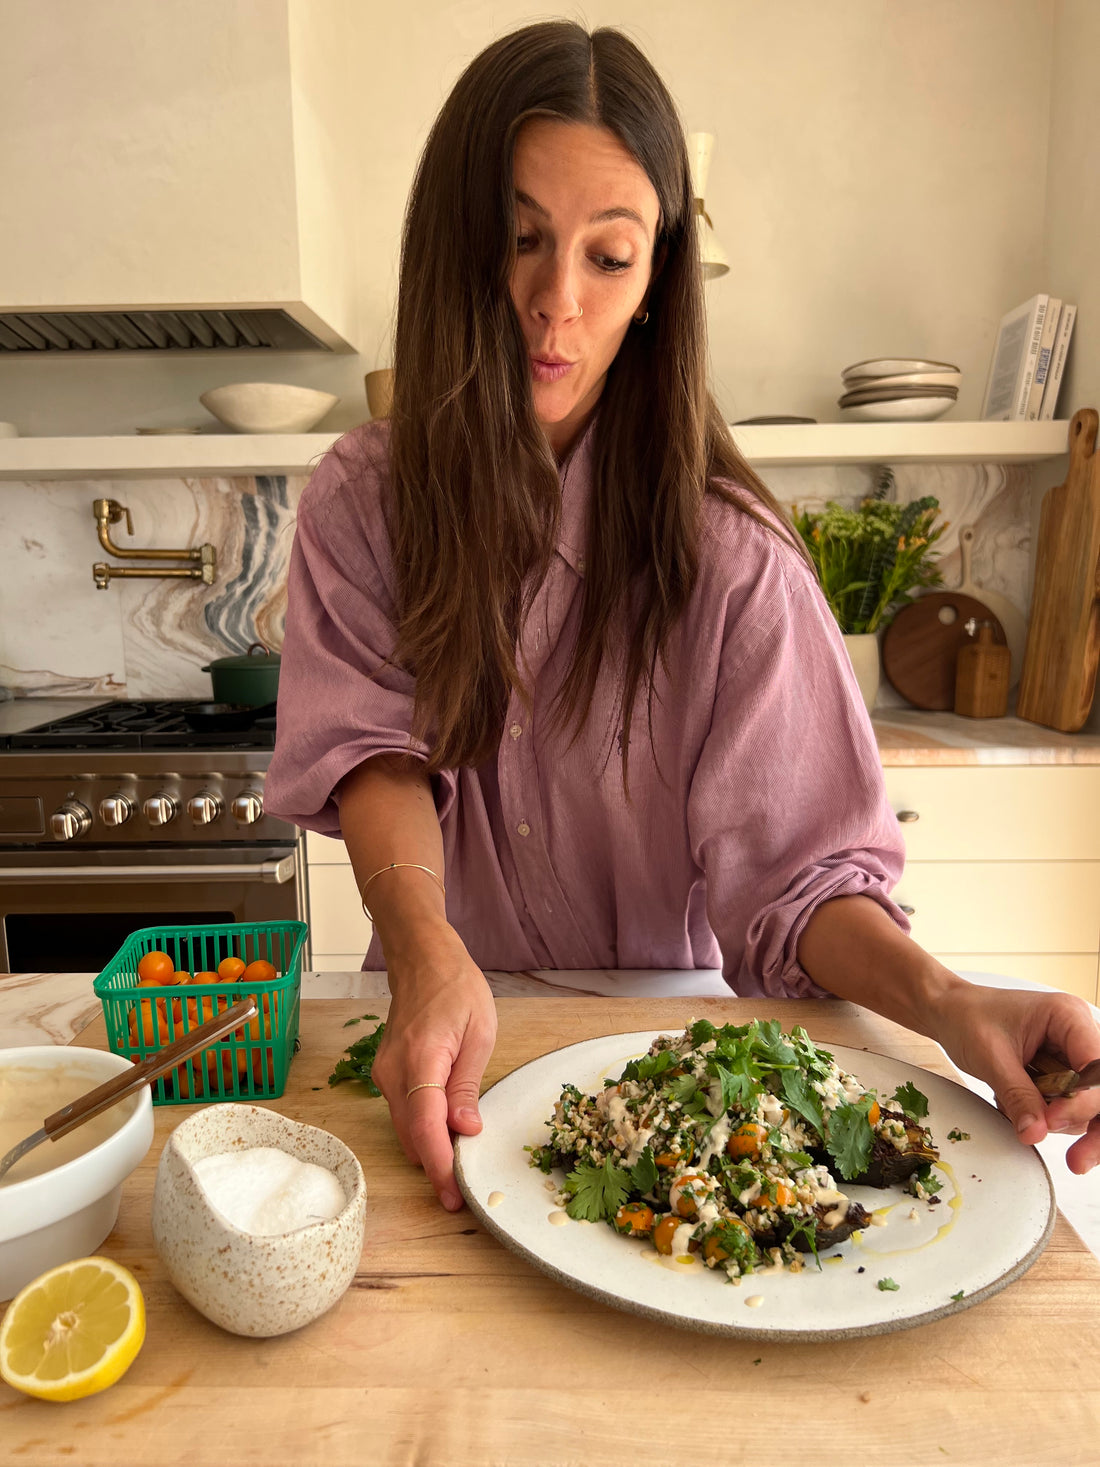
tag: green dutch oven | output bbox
[202,642,281,707]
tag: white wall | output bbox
[0,0,1078,438]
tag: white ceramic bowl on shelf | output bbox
[152,1104,367,1337]
[198,383,339,434]
[839,396,957,422]
[0,1047,154,1301]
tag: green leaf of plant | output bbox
[628,1146,658,1197]
[328,1017,386,1096]
[892,1081,929,1119]
[563,1158,632,1223]
[826,1097,876,1180]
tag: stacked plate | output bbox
[838,358,961,421]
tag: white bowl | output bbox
[839,395,957,422]
[0,1047,154,1301]
[841,357,960,380]
[152,1104,367,1337]
[198,383,339,434]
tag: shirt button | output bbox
[577,556,586,573]
[509,722,523,739]
[517,820,531,837]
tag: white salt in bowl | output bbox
[0,1047,154,1301]
[152,1104,367,1337]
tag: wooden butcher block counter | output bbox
[4,995,1100,1465]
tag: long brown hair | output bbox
[388,20,802,778]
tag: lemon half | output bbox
[0,1257,145,1402]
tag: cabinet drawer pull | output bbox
[898,904,916,916]
[896,809,920,823]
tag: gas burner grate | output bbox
[4,701,277,752]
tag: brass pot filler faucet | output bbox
[92,497,217,590]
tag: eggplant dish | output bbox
[528,1020,941,1282]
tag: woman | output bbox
[266,20,1100,1211]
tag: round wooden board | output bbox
[882,592,1007,710]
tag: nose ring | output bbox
[577,306,583,318]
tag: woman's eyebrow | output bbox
[514,189,648,230]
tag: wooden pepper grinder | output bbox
[955,617,1010,718]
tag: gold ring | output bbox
[406,1082,447,1100]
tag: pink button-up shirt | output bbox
[266,420,908,995]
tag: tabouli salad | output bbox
[528,1020,941,1282]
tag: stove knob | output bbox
[98,794,134,827]
[144,793,178,826]
[231,790,264,826]
[50,801,92,842]
[188,792,223,826]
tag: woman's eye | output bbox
[594,254,631,274]
[516,233,537,253]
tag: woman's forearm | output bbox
[335,755,449,961]
[796,893,967,1039]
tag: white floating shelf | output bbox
[0,420,1073,480]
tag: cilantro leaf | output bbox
[877,1277,901,1292]
[827,1097,876,1180]
[328,1016,385,1096]
[784,1215,822,1270]
[909,1162,943,1197]
[621,1049,680,1084]
[666,1073,700,1105]
[751,1019,796,1071]
[563,1158,632,1223]
[950,1289,965,1302]
[892,1081,929,1119]
[689,1018,716,1046]
[780,1066,824,1134]
[628,1146,658,1197]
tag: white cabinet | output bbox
[304,829,372,972]
[884,766,1100,1003]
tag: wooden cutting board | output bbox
[882,592,1007,710]
[1017,408,1100,732]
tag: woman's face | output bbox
[510,119,661,458]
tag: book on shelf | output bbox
[1038,301,1077,420]
[1025,297,1061,420]
[981,294,1051,421]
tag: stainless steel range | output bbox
[0,701,307,974]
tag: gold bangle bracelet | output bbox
[360,862,446,920]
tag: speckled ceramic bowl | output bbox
[152,1104,366,1337]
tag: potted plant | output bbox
[792,471,946,712]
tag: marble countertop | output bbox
[5,965,1100,1260]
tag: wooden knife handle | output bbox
[42,997,258,1141]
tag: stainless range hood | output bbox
[0,309,335,354]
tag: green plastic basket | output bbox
[93,920,307,1107]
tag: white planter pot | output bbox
[842,632,881,714]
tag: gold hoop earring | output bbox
[634,310,649,326]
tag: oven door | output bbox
[0,841,310,974]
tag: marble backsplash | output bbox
[0,454,1033,706]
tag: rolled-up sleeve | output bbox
[687,548,908,999]
[265,435,456,836]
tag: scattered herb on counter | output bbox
[328,1014,385,1096]
[892,1081,929,1119]
[876,1277,900,1292]
[947,1128,971,1142]
[753,1358,762,1366]
[951,1290,965,1301]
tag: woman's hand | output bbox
[932,981,1100,1172]
[370,921,498,1210]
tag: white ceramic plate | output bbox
[842,358,960,379]
[454,1031,1054,1340]
[839,396,956,422]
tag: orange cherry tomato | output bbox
[670,1174,709,1219]
[704,1218,752,1263]
[217,956,247,981]
[653,1214,683,1256]
[726,1122,768,1160]
[866,1098,881,1128]
[171,970,192,983]
[241,959,277,984]
[137,950,174,984]
[613,1203,655,1238]
[193,971,220,982]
